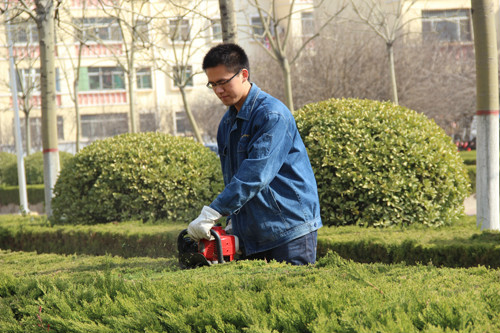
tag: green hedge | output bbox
[2,151,73,186]
[1,215,499,268]
[0,152,16,185]
[296,98,470,227]
[0,216,182,258]
[0,185,44,206]
[52,133,224,224]
[1,249,500,332]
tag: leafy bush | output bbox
[295,98,470,227]
[3,151,73,185]
[0,152,16,185]
[51,132,224,224]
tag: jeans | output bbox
[244,230,318,265]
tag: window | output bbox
[16,68,61,94]
[17,69,41,94]
[173,65,193,87]
[136,68,152,89]
[140,112,158,132]
[251,16,274,42]
[135,19,150,43]
[251,16,266,37]
[81,113,128,139]
[301,12,314,37]
[20,116,64,150]
[74,17,122,42]
[80,67,125,91]
[11,22,38,44]
[422,9,472,42]
[169,18,190,41]
[211,19,222,40]
[175,111,191,135]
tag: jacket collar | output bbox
[230,83,261,121]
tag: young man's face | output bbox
[205,64,250,111]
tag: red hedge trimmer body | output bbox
[177,226,239,269]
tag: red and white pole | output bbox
[472,0,500,230]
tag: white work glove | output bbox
[187,206,222,241]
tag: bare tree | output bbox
[97,0,154,133]
[55,1,91,153]
[152,0,218,144]
[3,0,62,215]
[244,0,345,111]
[349,0,419,105]
[278,23,476,139]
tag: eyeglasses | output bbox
[206,69,242,89]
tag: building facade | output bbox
[0,0,494,154]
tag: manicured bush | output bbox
[51,133,224,224]
[3,151,73,186]
[295,98,470,227]
[0,152,16,185]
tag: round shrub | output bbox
[0,152,16,185]
[51,132,224,224]
[3,151,73,185]
[295,98,470,227]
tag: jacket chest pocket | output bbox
[237,135,250,153]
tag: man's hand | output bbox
[187,206,222,241]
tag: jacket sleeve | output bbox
[210,110,293,216]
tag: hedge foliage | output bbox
[1,215,499,268]
[1,249,500,332]
[295,98,470,227]
[0,185,44,206]
[2,151,73,186]
[51,133,224,224]
[0,152,16,185]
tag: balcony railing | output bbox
[78,91,127,105]
[75,43,123,56]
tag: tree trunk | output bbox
[472,0,500,230]
[36,0,60,216]
[218,0,238,43]
[24,114,31,155]
[179,86,203,144]
[74,41,84,153]
[279,57,294,112]
[387,43,398,105]
[128,66,138,133]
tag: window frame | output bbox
[74,17,123,43]
[136,68,153,89]
[86,67,126,91]
[81,113,128,139]
[421,9,472,43]
[168,18,191,42]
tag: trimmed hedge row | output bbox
[1,151,73,186]
[1,216,499,268]
[0,217,181,258]
[0,185,45,206]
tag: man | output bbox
[187,43,321,265]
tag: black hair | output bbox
[202,43,250,76]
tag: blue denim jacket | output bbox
[210,84,322,255]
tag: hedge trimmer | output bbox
[177,226,240,269]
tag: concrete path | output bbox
[464,194,476,216]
